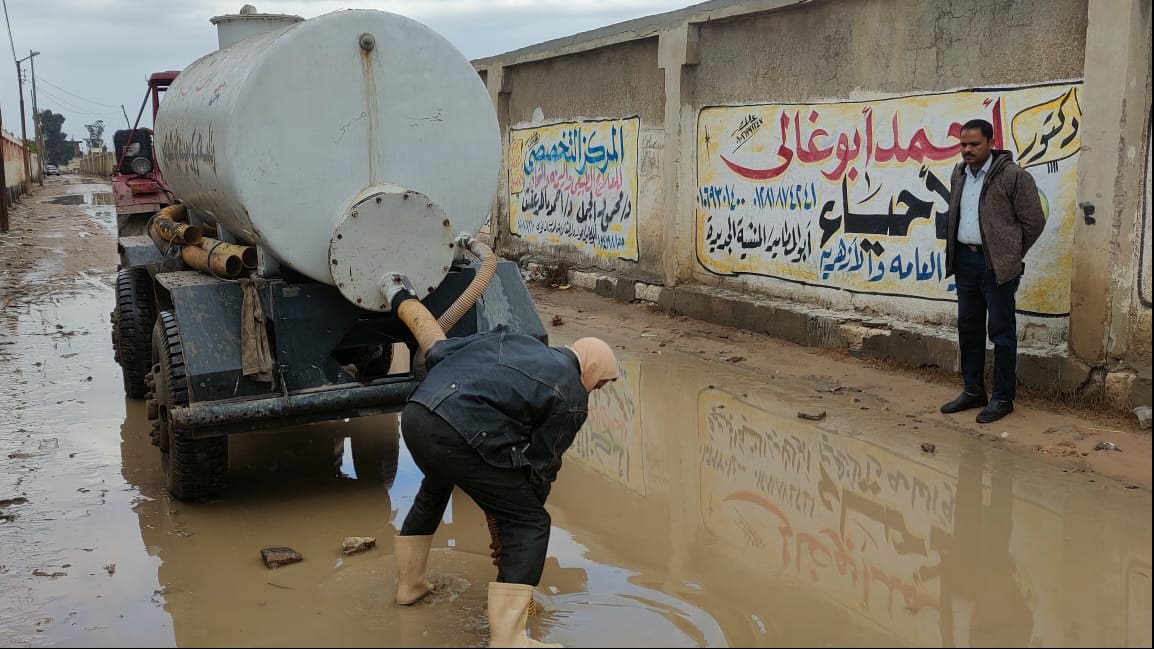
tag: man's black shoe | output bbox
[976,400,1014,424]
[940,392,988,414]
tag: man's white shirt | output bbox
[958,155,993,246]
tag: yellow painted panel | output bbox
[696,84,1082,315]
[509,118,641,261]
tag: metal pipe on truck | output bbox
[149,204,202,246]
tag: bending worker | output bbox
[393,326,619,648]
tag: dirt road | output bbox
[1,176,1150,647]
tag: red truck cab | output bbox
[111,71,180,236]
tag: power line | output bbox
[1,0,17,63]
[36,86,120,118]
[35,87,97,114]
[36,75,122,110]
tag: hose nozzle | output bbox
[381,273,445,354]
[380,273,416,311]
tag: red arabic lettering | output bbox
[822,130,863,181]
[719,102,1009,183]
[874,113,958,163]
[795,112,833,164]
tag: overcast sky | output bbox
[1,0,694,151]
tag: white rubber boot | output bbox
[487,582,562,647]
[394,535,434,605]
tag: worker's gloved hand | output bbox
[489,540,502,566]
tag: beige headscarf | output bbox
[568,337,620,392]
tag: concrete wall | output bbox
[78,152,116,177]
[476,0,1152,410]
[2,130,42,206]
[679,0,1088,345]
[690,0,1086,104]
[1066,0,1152,409]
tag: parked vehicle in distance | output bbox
[44,164,60,176]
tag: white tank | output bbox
[155,9,499,311]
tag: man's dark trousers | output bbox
[954,245,1020,402]
[398,402,550,586]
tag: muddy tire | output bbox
[151,311,228,501]
[113,268,156,398]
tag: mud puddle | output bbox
[43,190,114,206]
[1,179,1150,647]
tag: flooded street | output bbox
[1,177,1151,647]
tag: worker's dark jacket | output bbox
[408,327,589,495]
[945,149,1046,286]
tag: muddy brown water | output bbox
[1,181,1150,647]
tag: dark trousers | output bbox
[954,246,1020,402]
[398,402,551,586]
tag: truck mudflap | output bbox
[169,376,417,437]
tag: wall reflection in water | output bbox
[549,355,1152,647]
[114,349,1152,647]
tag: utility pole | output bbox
[17,66,30,189]
[15,51,39,191]
[29,49,43,187]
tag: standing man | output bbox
[393,327,619,647]
[941,118,1046,423]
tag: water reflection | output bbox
[109,344,1152,647]
[44,192,114,206]
[117,406,418,646]
[536,529,727,647]
[89,192,116,206]
[550,353,1153,647]
[47,194,84,205]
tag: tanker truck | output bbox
[110,6,544,501]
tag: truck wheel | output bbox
[113,268,156,398]
[334,344,395,380]
[151,311,228,501]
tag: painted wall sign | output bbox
[696,84,1083,316]
[510,118,641,261]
